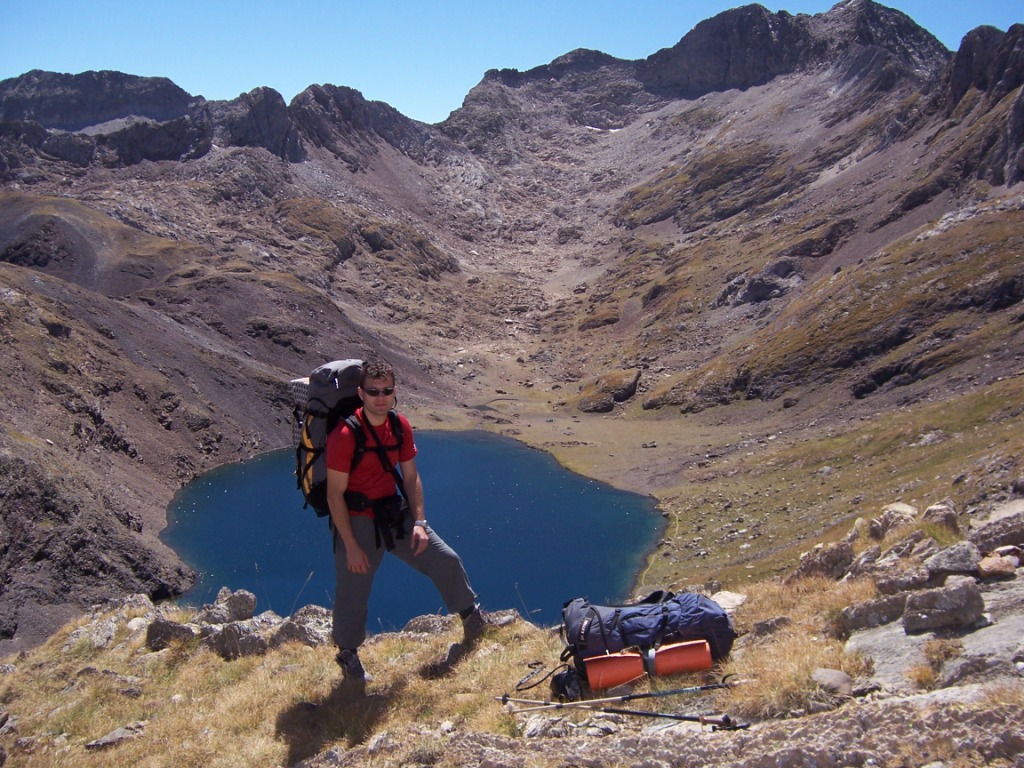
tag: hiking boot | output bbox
[461,607,492,644]
[336,648,372,683]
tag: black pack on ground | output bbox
[292,359,364,517]
[560,590,735,671]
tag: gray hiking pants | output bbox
[332,515,477,650]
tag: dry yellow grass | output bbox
[0,611,568,768]
[714,576,877,718]
[906,637,966,690]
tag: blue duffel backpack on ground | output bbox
[560,589,736,672]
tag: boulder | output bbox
[873,566,931,595]
[202,620,269,660]
[922,501,960,534]
[575,369,642,413]
[978,555,1018,580]
[902,576,986,634]
[869,503,918,540]
[812,668,853,697]
[970,510,1024,554]
[785,541,854,584]
[145,617,198,651]
[195,588,257,625]
[845,544,881,578]
[271,605,333,647]
[924,541,982,580]
[840,594,908,633]
[84,720,146,750]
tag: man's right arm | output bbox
[327,468,370,573]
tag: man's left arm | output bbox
[400,457,428,554]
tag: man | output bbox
[325,356,487,682]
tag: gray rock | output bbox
[522,714,570,738]
[874,566,932,595]
[785,541,854,584]
[880,530,928,562]
[403,614,456,635]
[903,576,986,634]
[970,511,1024,554]
[195,587,257,625]
[869,503,918,540]
[272,604,333,647]
[750,615,792,638]
[63,617,119,651]
[922,501,960,534]
[840,594,908,632]
[924,541,982,579]
[84,720,146,750]
[202,620,269,660]
[812,667,853,696]
[145,617,198,651]
[845,544,881,577]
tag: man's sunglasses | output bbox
[363,387,395,397]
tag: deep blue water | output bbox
[162,430,662,630]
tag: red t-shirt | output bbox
[325,409,416,510]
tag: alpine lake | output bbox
[162,429,663,630]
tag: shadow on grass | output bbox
[275,676,407,765]
[418,640,470,679]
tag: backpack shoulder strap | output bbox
[343,412,362,435]
[343,413,367,471]
[386,410,404,447]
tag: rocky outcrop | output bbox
[943,23,1024,185]
[288,84,439,167]
[0,73,436,171]
[638,6,818,98]
[208,87,304,161]
[57,502,1024,687]
[0,452,194,649]
[948,24,1024,110]
[639,0,949,100]
[0,69,193,131]
[144,589,333,660]
[574,369,641,413]
[0,70,212,168]
[829,502,1024,692]
[758,500,1024,702]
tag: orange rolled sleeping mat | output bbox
[584,639,712,690]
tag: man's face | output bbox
[359,375,396,417]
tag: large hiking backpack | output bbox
[291,359,406,517]
[292,359,364,517]
[560,590,735,673]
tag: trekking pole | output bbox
[499,697,749,730]
[497,678,750,713]
[598,707,749,731]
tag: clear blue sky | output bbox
[2,1,1020,125]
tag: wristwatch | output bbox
[413,520,428,529]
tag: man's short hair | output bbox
[361,357,395,385]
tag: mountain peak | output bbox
[0,69,194,132]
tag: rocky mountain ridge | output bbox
[0,0,1022,661]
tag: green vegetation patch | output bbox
[648,206,1024,412]
[275,198,458,279]
[614,142,807,231]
